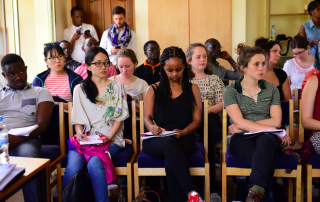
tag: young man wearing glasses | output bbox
[205,38,241,80]
[60,40,82,71]
[100,6,136,67]
[133,40,160,85]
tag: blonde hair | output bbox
[116,48,138,65]
[186,43,212,78]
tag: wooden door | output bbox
[73,0,135,39]
[148,0,189,52]
[189,0,232,70]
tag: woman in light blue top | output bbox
[299,0,320,55]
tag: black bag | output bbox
[276,34,293,56]
[62,169,95,202]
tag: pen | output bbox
[81,126,86,139]
[149,115,157,126]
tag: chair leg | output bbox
[57,163,62,202]
[222,163,227,202]
[288,178,293,202]
[307,164,312,202]
[127,163,132,202]
[301,181,304,202]
[296,165,301,202]
[134,163,140,198]
[205,163,210,201]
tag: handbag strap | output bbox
[138,190,161,202]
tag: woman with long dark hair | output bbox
[63,47,129,202]
[143,46,204,202]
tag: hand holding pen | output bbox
[76,126,89,142]
[149,114,165,135]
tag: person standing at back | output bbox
[60,40,82,71]
[100,6,137,69]
[64,6,99,63]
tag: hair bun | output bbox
[235,43,249,55]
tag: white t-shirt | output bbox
[283,58,314,90]
[100,28,136,67]
[64,23,99,63]
[109,76,148,102]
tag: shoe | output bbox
[245,185,265,202]
[210,192,221,202]
[189,192,205,202]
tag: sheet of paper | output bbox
[141,131,178,140]
[80,135,103,145]
[0,167,25,191]
[244,129,286,137]
[8,125,39,136]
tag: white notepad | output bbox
[244,129,286,137]
[141,131,178,140]
[8,125,39,136]
[80,135,103,145]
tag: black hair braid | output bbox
[155,46,196,113]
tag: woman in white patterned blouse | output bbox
[187,43,225,201]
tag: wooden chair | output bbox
[40,103,65,202]
[57,101,137,202]
[293,88,301,110]
[134,100,210,201]
[222,100,302,202]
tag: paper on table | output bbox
[244,129,286,137]
[141,131,178,140]
[8,125,39,136]
[0,167,25,191]
[80,135,103,145]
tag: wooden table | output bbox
[0,157,50,202]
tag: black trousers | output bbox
[230,133,280,199]
[143,134,197,202]
[196,113,222,193]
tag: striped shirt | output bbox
[44,73,72,102]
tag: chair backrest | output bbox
[294,88,301,110]
[40,103,66,155]
[139,100,208,153]
[67,101,137,154]
[222,99,295,163]
[299,99,304,142]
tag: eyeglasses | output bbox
[62,47,71,51]
[46,55,65,62]
[293,49,306,56]
[147,48,161,52]
[208,45,223,50]
[44,42,60,48]
[91,62,110,67]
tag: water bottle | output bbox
[0,116,9,164]
[271,25,276,41]
[269,191,274,202]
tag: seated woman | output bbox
[187,43,224,201]
[224,43,291,202]
[110,48,148,110]
[283,35,315,94]
[62,47,129,202]
[254,37,291,101]
[143,46,204,202]
[32,42,83,109]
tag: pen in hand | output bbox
[149,115,157,126]
[81,126,87,139]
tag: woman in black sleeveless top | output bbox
[143,47,203,202]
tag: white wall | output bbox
[232,0,246,62]
[135,0,148,66]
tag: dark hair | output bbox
[235,43,265,75]
[82,47,110,103]
[186,43,213,78]
[155,46,196,113]
[60,40,70,45]
[116,48,138,65]
[308,0,320,16]
[71,6,83,16]
[254,37,281,60]
[291,35,310,49]
[112,6,126,16]
[204,38,219,47]
[143,40,158,52]
[1,54,24,71]
[43,44,64,59]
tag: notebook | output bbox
[244,129,286,138]
[141,131,178,140]
[0,167,25,191]
[80,135,103,145]
[8,125,39,136]
[0,164,16,184]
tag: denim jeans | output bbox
[63,143,122,202]
[9,138,41,202]
[230,133,280,199]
